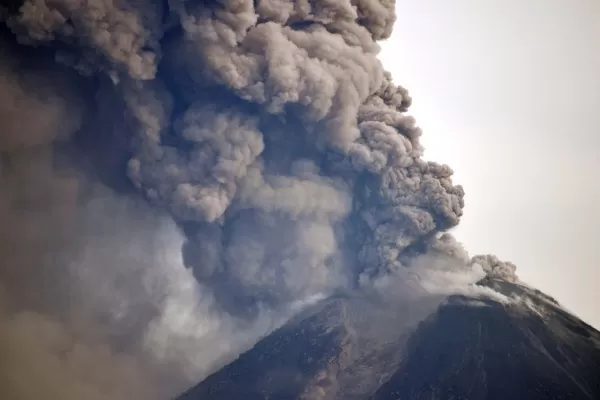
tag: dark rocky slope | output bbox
[176,280,600,400]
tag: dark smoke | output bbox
[0,0,518,398]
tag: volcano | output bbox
[176,279,600,400]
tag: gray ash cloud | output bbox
[0,0,517,398]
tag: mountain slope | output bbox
[374,292,600,399]
[176,280,600,400]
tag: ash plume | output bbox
[471,254,519,283]
[1,0,518,398]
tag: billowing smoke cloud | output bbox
[0,0,518,398]
[471,254,519,283]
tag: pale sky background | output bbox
[379,0,600,328]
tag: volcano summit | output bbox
[177,277,600,399]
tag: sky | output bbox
[379,0,600,328]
